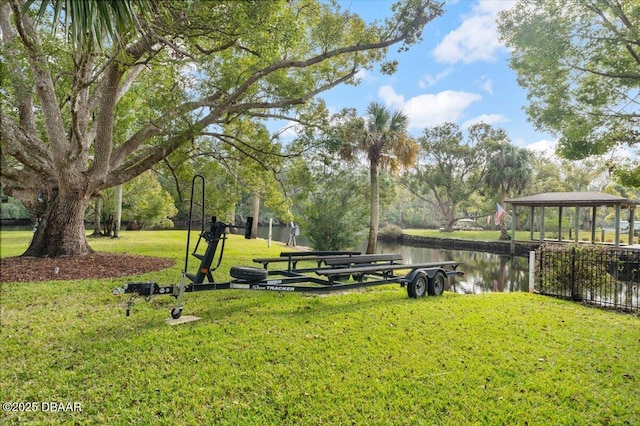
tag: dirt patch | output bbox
[0,252,175,283]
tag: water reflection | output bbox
[377,241,530,294]
[256,226,531,295]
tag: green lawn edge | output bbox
[403,227,638,244]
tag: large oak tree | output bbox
[498,0,640,187]
[406,122,506,231]
[0,0,443,257]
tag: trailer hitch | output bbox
[113,282,160,316]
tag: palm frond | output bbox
[23,0,155,49]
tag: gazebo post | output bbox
[591,207,597,243]
[511,210,516,254]
[630,207,636,245]
[529,206,534,241]
[558,206,563,242]
[574,206,580,243]
[506,192,639,248]
[615,204,620,247]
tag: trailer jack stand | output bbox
[126,295,136,317]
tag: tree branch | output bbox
[0,112,57,179]
[9,0,68,166]
[0,3,37,136]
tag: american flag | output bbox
[495,203,506,225]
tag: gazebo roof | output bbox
[506,192,639,208]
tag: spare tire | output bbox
[230,266,268,282]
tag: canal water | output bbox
[257,226,531,294]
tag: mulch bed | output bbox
[0,252,175,283]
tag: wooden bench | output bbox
[322,253,403,266]
[253,251,360,270]
[280,250,360,258]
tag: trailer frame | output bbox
[113,175,464,319]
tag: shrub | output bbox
[297,170,368,251]
[378,224,403,241]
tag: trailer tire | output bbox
[230,266,268,282]
[171,307,182,319]
[407,271,428,298]
[428,271,446,296]
[352,273,365,282]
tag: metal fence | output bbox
[537,244,639,312]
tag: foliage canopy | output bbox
[498,0,640,186]
[0,0,443,256]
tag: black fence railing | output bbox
[537,244,639,312]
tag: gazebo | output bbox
[506,192,639,247]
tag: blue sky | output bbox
[312,0,556,154]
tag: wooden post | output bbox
[510,205,516,255]
[628,206,636,245]
[615,204,620,247]
[558,206,563,242]
[574,206,580,243]
[530,206,534,241]
[529,251,535,293]
[591,207,597,243]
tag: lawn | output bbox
[403,228,638,244]
[1,230,639,425]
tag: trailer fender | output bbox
[403,267,441,284]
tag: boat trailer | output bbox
[113,176,465,320]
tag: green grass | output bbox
[404,228,514,240]
[403,228,638,244]
[1,230,639,425]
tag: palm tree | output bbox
[26,0,153,49]
[485,142,533,226]
[339,102,418,254]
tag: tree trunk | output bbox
[250,193,260,239]
[104,215,114,237]
[441,201,456,232]
[366,161,379,254]
[23,189,92,257]
[113,184,123,238]
[92,196,102,236]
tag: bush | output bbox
[0,196,30,220]
[378,224,403,241]
[298,170,368,251]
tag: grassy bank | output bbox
[1,230,639,425]
[403,228,638,244]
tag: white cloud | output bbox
[526,138,558,157]
[354,68,376,84]
[462,114,508,128]
[419,67,453,88]
[378,85,481,129]
[476,0,516,15]
[378,85,405,109]
[481,78,494,95]
[276,120,302,140]
[433,0,515,64]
